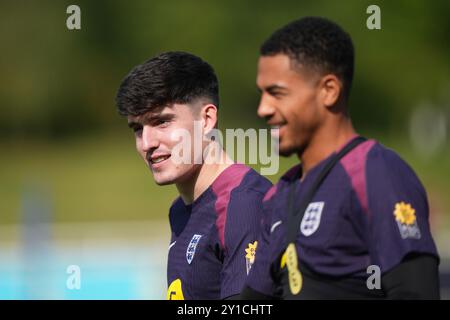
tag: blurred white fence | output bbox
[0,220,169,299]
[1,220,449,299]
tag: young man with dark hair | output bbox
[116,51,272,299]
[242,17,440,299]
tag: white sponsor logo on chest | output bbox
[300,202,325,236]
[186,234,203,264]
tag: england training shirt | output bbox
[167,163,272,299]
[246,136,439,299]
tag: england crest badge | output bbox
[300,202,324,237]
[186,234,202,264]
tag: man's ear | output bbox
[319,74,342,108]
[200,103,218,134]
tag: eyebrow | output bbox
[127,113,176,128]
[257,84,288,93]
[265,84,288,92]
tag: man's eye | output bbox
[157,119,170,127]
[269,91,283,98]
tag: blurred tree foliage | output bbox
[0,0,449,140]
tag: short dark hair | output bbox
[260,17,354,99]
[116,51,219,116]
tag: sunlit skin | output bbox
[256,54,356,178]
[127,101,232,204]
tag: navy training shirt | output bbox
[246,136,439,298]
[166,163,272,299]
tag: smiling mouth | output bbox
[270,124,285,136]
[150,155,171,164]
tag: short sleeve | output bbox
[219,188,268,299]
[244,188,278,297]
[366,146,439,273]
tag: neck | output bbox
[176,147,233,204]
[298,115,356,179]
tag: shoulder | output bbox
[235,166,273,195]
[212,164,271,249]
[366,143,416,172]
[211,164,271,223]
[212,163,272,200]
[225,165,273,212]
[365,144,428,213]
[337,138,420,181]
[337,139,418,213]
[262,164,300,203]
[339,138,377,178]
[339,139,426,213]
[365,142,425,190]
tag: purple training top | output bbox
[167,163,272,299]
[247,136,439,297]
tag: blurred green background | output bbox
[1,0,450,299]
[0,0,449,225]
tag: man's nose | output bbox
[257,97,276,119]
[141,125,159,152]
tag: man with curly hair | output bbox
[242,17,440,299]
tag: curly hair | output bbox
[261,17,354,99]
